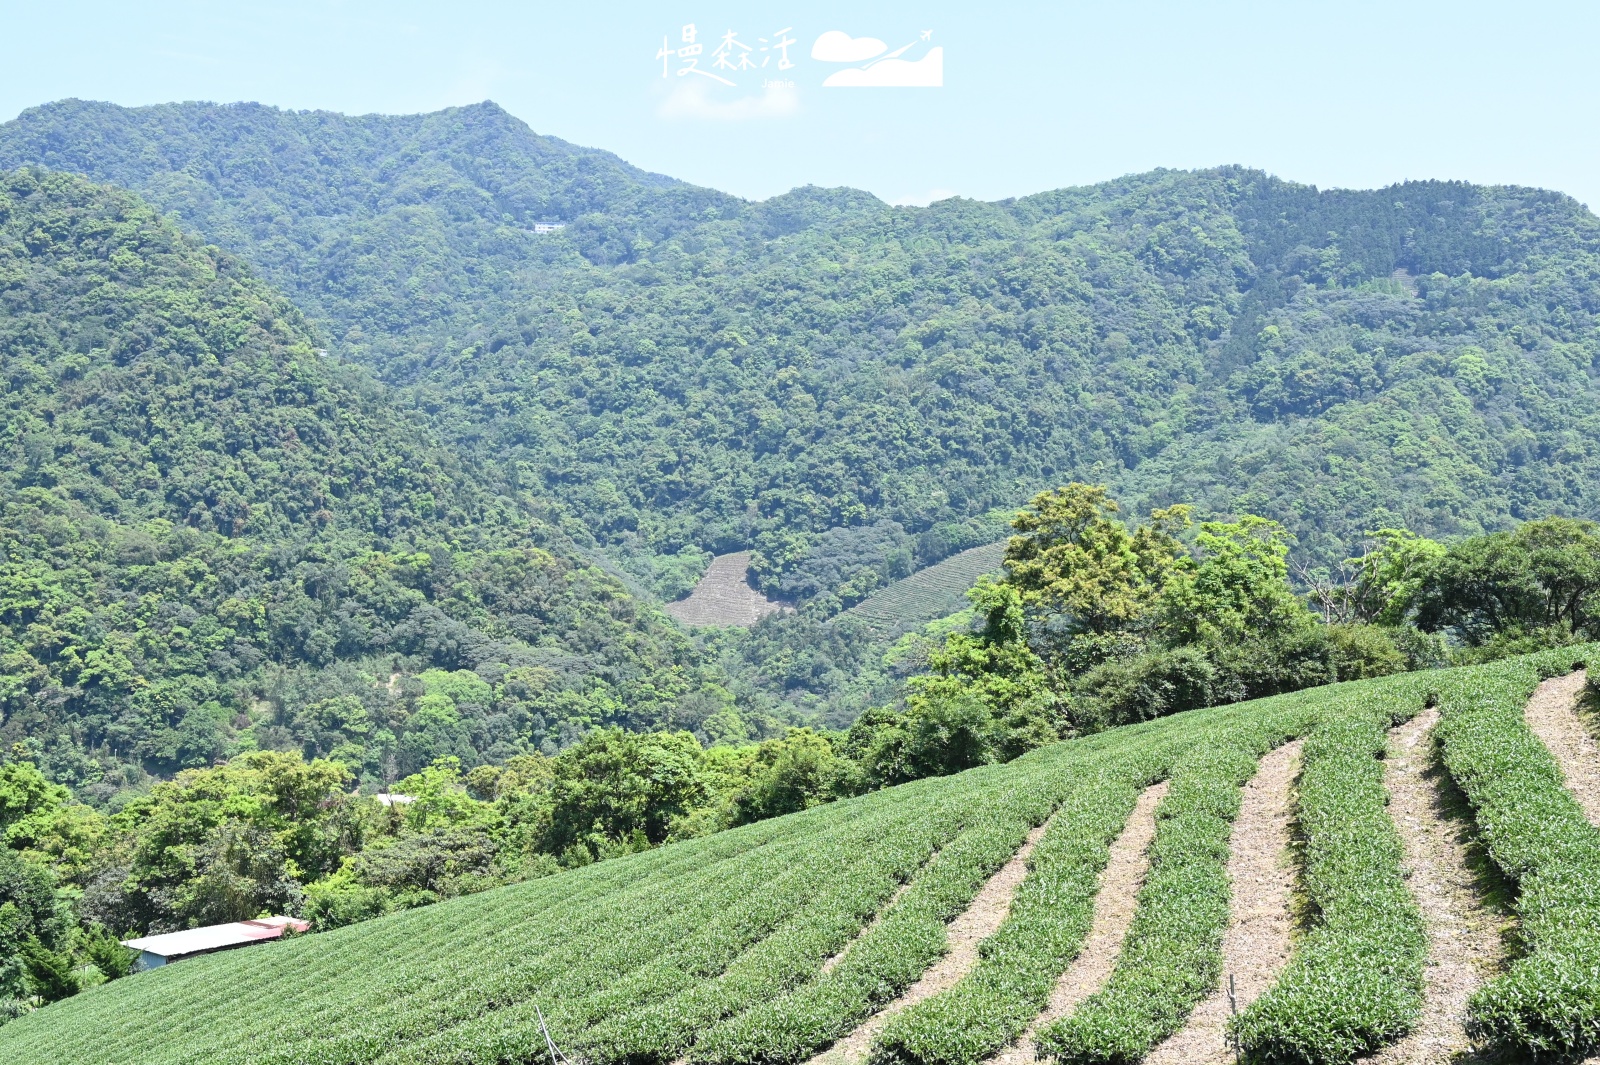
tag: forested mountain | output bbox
[3,98,1600,1022]
[0,167,722,798]
[0,99,703,355]
[3,99,1596,613]
[3,98,1600,734]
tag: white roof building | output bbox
[122,916,309,971]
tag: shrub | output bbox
[1037,743,1266,1062]
[1075,646,1221,727]
[1433,646,1600,1058]
[1210,626,1337,700]
[1232,690,1428,1062]
[692,769,1074,1065]
[81,926,136,982]
[868,755,1166,1065]
[1323,623,1408,680]
[19,938,76,1003]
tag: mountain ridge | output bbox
[2,98,1598,721]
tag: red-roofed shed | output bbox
[121,916,309,971]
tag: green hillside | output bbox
[3,646,1594,1064]
[2,103,1599,1055]
[0,99,695,353]
[0,167,719,795]
[3,100,1597,604]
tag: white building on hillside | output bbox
[121,916,310,971]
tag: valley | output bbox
[0,90,1595,1063]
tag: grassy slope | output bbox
[841,543,1007,641]
[5,649,1597,1065]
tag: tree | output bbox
[392,759,499,832]
[1074,645,1226,727]
[1413,518,1600,645]
[1005,485,1190,636]
[80,925,135,981]
[728,730,845,825]
[852,578,1061,787]
[894,490,1335,741]
[172,823,306,929]
[544,730,708,860]
[1003,484,1191,668]
[1303,529,1447,626]
[19,937,76,1003]
[81,751,359,934]
[1518,518,1600,633]
[0,848,60,1000]
[0,757,69,845]
[884,691,998,784]
[346,827,500,907]
[1161,516,1311,645]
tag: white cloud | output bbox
[824,47,943,88]
[811,30,888,63]
[657,80,800,121]
[891,188,960,207]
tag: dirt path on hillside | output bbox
[1368,708,1509,1065]
[992,780,1169,1065]
[1142,739,1304,1065]
[1524,670,1600,826]
[804,817,1054,1065]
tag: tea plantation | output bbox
[841,543,1007,641]
[3,647,1595,1065]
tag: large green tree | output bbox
[81,751,361,933]
[0,848,61,1001]
[1412,517,1600,645]
[542,729,709,861]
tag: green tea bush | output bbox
[1434,646,1600,1059]
[691,770,1073,1065]
[399,791,979,1065]
[7,653,1596,1065]
[1232,688,1429,1063]
[1035,743,1269,1063]
[291,792,964,1065]
[866,758,1161,1065]
[867,691,1302,1065]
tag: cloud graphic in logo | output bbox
[823,46,943,88]
[811,30,888,63]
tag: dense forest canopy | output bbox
[0,98,692,347]
[4,95,1599,750]
[0,167,728,800]
[2,100,1596,610]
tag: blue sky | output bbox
[2,1,1597,208]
